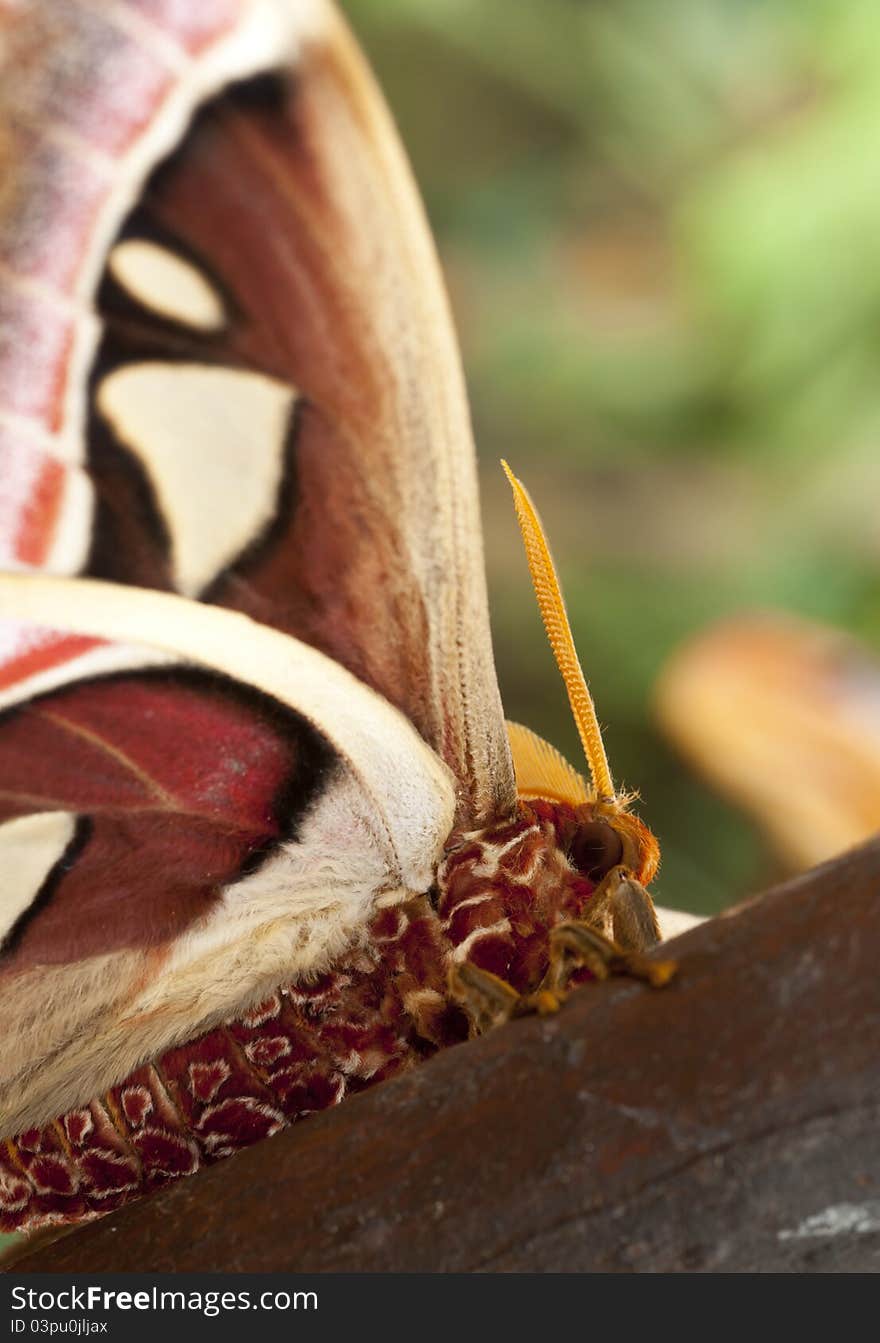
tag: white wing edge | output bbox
[0,573,457,892]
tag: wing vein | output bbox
[31,707,176,807]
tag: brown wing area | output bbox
[0,1,515,826]
[92,24,514,825]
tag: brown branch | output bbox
[12,840,880,1272]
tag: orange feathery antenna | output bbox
[501,460,617,804]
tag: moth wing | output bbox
[0,577,455,1134]
[506,720,591,805]
[0,0,515,826]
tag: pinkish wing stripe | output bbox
[0,290,76,429]
[0,130,113,296]
[0,629,102,691]
[125,0,244,55]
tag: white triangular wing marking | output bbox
[0,811,76,944]
[97,363,296,596]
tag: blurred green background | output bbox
[346,0,880,915]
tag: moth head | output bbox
[438,795,659,1017]
[439,468,662,1024]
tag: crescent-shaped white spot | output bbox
[108,240,227,331]
[97,362,296,597]
[0,811,77,944]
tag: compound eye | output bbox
[568,820,623,882]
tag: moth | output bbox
[0,0,687,1234]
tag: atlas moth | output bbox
[0,0,695,1236]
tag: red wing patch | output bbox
[0,667,334,973]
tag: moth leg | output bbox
[605,865,662,953]
[547,919,675,992]
[449,866,676,1036]
[448,961,522,1035]
[545,863,677,996]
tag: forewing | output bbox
[0,0,515,825]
